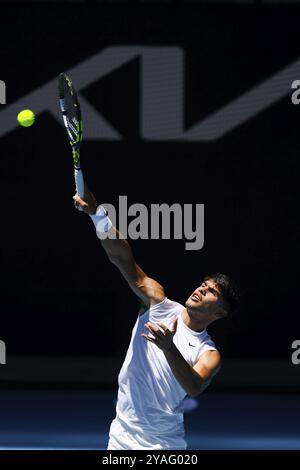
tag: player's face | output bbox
[185,279,226,316]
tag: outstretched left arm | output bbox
[142,320,221,398]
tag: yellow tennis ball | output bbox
[17,109,35,127]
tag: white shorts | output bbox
[107,417,187,450]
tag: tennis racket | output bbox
[58,73,84,198]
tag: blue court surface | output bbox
[0,389,299,450]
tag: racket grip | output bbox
[74,168,85,198]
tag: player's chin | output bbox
[185,299,199,309]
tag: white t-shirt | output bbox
[108,297,218,450]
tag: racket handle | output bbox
[74,168,85,198]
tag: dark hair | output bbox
[203,273,239,315]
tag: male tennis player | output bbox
[73,188,238,450]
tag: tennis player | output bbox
[73,188,238,450]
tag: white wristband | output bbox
[89,205,112,233]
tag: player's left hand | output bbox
[142,319,178,352]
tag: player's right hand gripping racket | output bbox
[58,73,84,198]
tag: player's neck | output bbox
[181,308,212,332]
